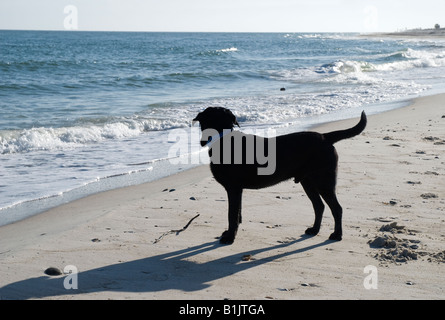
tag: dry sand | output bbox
[0,94,444,300]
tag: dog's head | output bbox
[193,107,239,146]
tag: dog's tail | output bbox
[323,111,367,144]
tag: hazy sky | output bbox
[0,0,444,33]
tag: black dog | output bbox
[193,107,366,244]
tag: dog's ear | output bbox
[224,108,240,128]
[192,112,203,126]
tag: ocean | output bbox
[2,30,445,226]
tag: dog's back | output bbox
[208,130,314,176]
[208,111,366,190]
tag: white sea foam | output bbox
[0,116,191,154]
[311,49,445,75]
[219,47,238,52]
[295,33,356,40]
[375,48,445,71]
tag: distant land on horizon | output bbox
[366,27,445,38]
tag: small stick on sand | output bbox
[153,214,200,244]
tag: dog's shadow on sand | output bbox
[1,235,333,299]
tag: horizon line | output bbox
[0,28,374,34]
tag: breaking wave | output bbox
[315,48,445,75]
[0,115,190,154]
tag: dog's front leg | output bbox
[220,188,243,244]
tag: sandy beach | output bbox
[1,94,444,300]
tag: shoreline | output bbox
[1,93,444,299]
[0,97,412,228]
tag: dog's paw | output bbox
[305,227,319,236]
[329,232,342,241]
[219,231,235,245]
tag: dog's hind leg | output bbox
[220,188,243,244]
[313,147,343,241]
[320,188,343,241]
[301,179,325,236]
